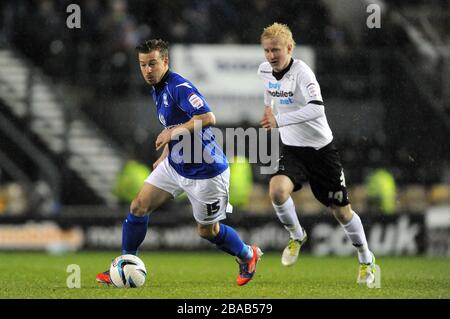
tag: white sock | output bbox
[341,211,372,264]
[272,197,305,240]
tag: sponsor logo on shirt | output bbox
[268,90,294,97]
[269,82,281,90]
[279,98,294,105]
[188,93,204,109]
[163,93,169,107]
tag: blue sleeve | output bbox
[172,82,211,117]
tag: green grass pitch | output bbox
[0,251,448,299]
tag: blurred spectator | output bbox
[229,156,253,209]
[113,160,151,204]
[366,168,397,214]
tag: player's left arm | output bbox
[274,102,324,128]
[261,100,324,129]
[273,70,325,128]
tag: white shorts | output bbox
[145,158,233,225]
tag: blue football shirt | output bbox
[149,71,228,179]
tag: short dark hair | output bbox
[135,39,169,58]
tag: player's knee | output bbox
[197,228,214,240]
[130,198,150,217]
[270,187,291,205]
[197,224,217,240]
[331,204,353,224]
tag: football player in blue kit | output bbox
[96,39,262,286]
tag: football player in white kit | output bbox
[258,23,377,285]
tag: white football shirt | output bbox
[257,59,333,149]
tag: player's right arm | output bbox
[257,63,273,109]
[155,112,216,151]
[263,88,272,108]
[258,63,277,128]
[155,79,216,151]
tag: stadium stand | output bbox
[0,0,448,216]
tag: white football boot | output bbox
[281,229,307,267]
[357,252,377,285]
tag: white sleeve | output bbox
[275,103,325,127]
[299,64,323,103]
[275,63,324,127]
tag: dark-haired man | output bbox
[96,39,262,287]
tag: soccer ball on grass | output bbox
[109,254,147,288]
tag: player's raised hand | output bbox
[260,105,277,129]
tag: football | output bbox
[109,254,147,288]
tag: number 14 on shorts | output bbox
[328,191,344,203]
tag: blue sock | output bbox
[208,224,252,260]
[122,212,149,255]
[238,244,253,261]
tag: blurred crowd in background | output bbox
[0,0,449,216]
[2,0,337,92]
